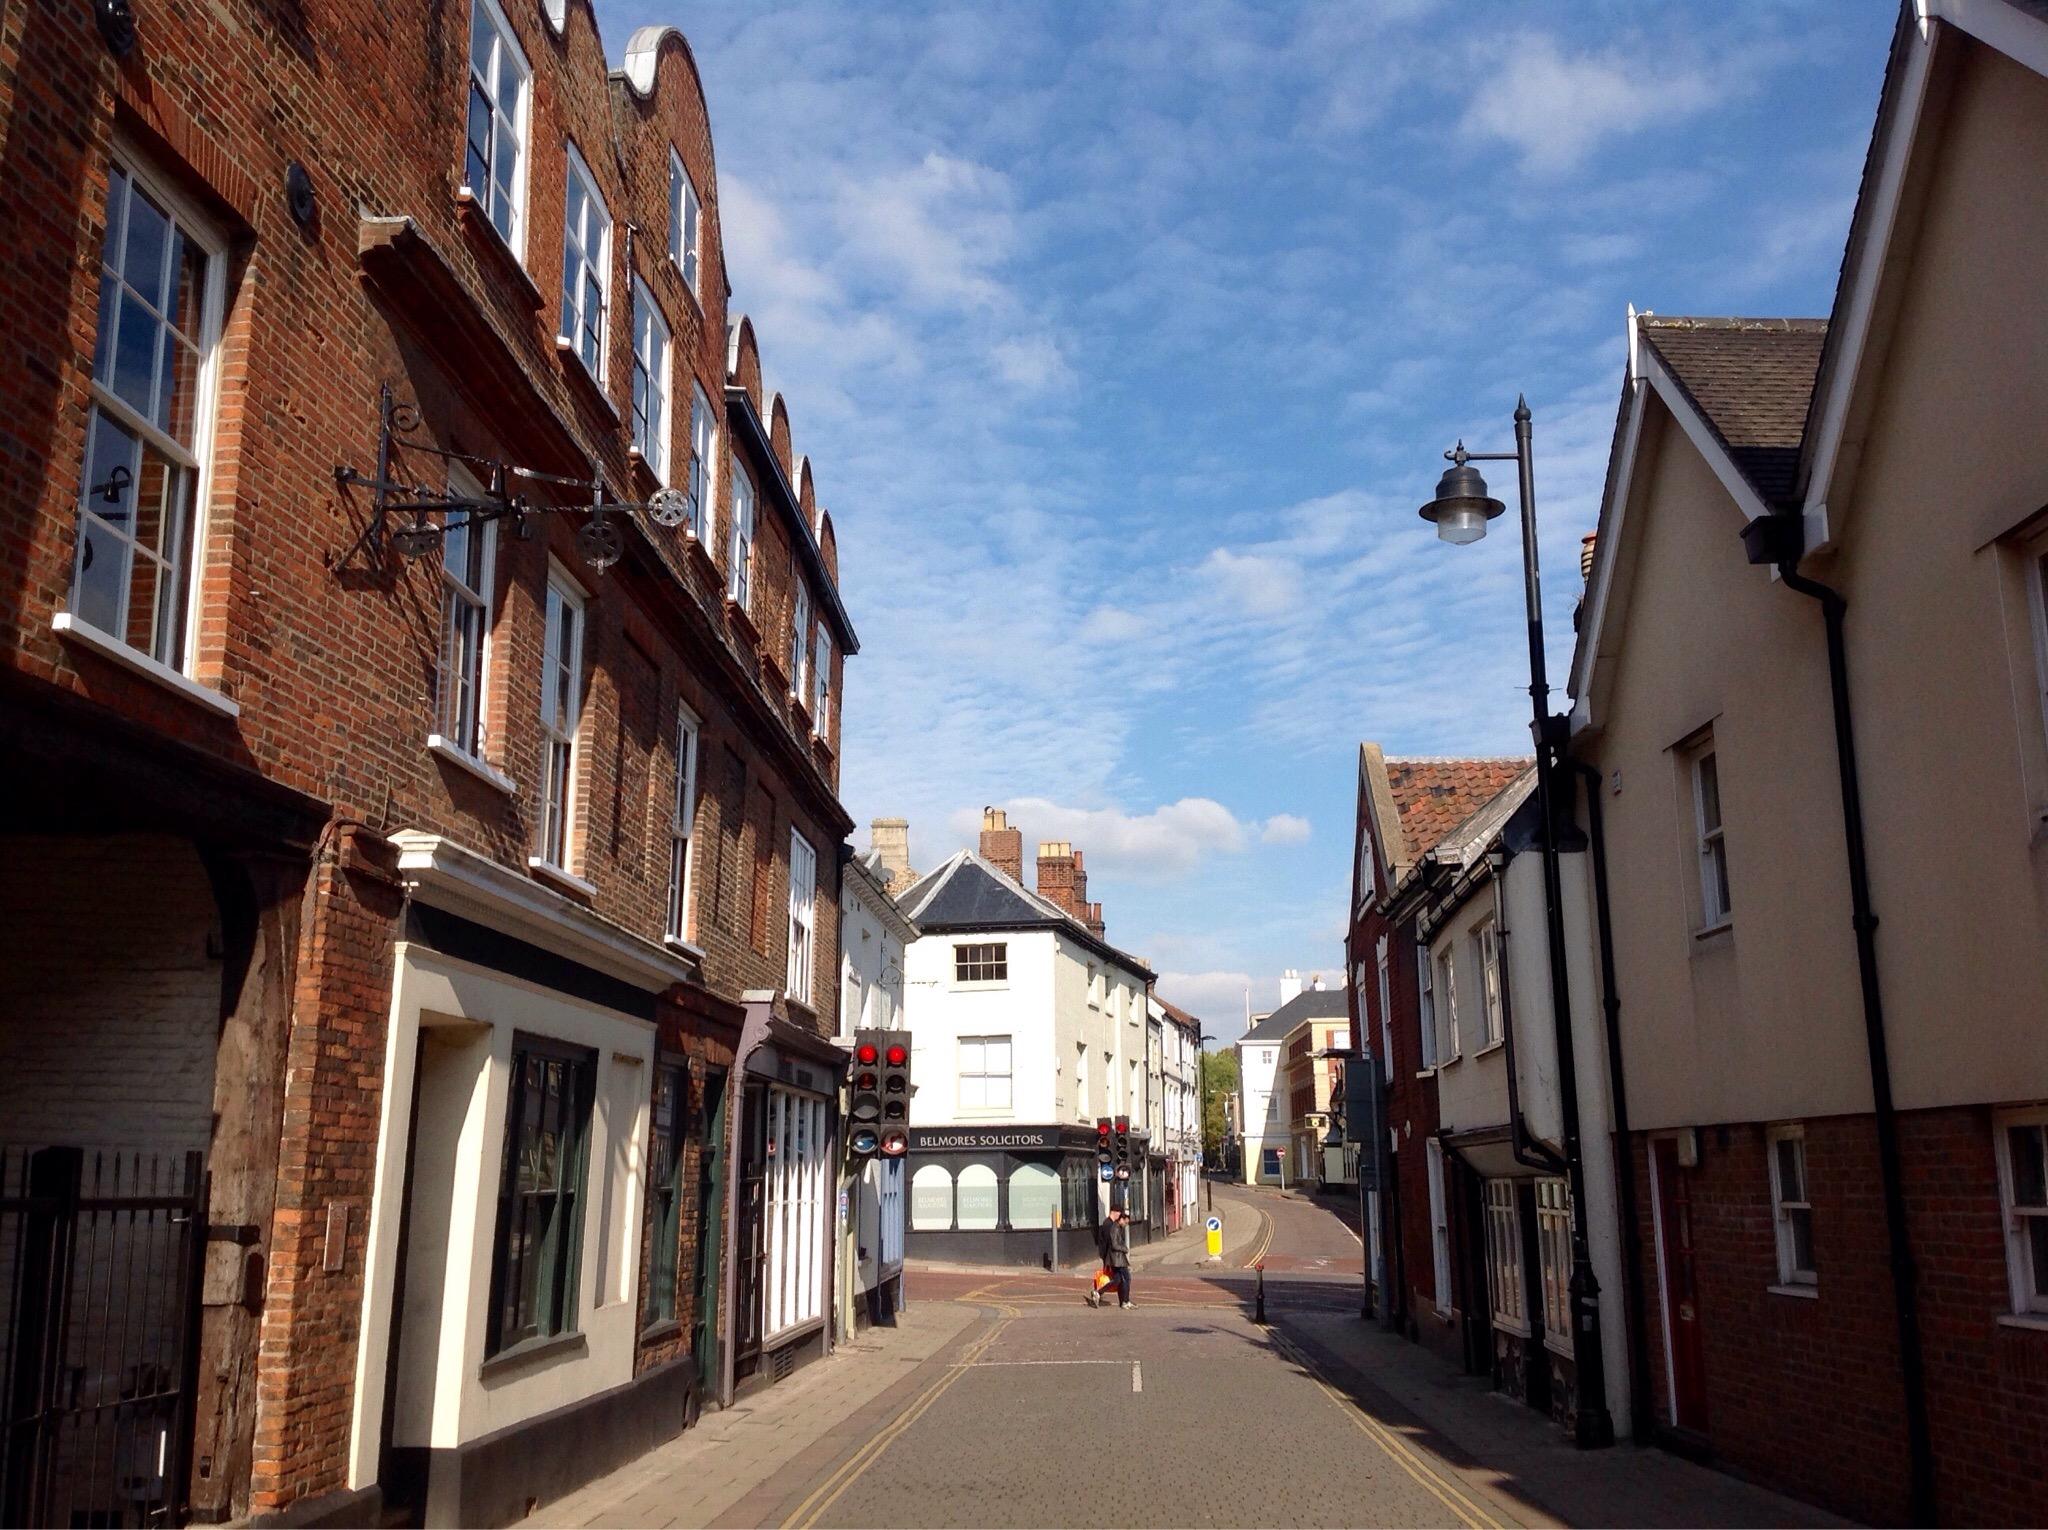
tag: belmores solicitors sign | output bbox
[909,1126,1064,1152]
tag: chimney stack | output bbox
[870,818,917,895]
[979,807,1024,884]
[1036,841,1077,916]
[1580,532,1597,580]
[1279,969,1303,1006]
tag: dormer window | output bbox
[559,144,610,382]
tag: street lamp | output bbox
[1418,397,1614,1449]
[1198,1030,1215,1213]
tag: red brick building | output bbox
[0,3,854,1524]
[1346,748,1528,1372]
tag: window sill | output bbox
[555,337,619,424]
[1543,1333,1575,1360]
[528,857,597,900]
[479,1328,588,1380]
[1414,1067,1437,1079]
[453,188,543,313]
[724,595,761,649]
[1472,1040,1506,1059]
[54,613,241,718]
[1494,1316,1532,1339]
[953,981,1010,992]
[663,933,706,962]
[1694,919,1734,942]
[627,449,664,499]
[1997,1312,2048,1333]
[1767,1282,1819,1300]
[684,532,719,586]
[639,1318,683,1346]
[427,735,516,795]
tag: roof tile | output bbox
[1385,757,1532,862]
[1638,316,1827,505]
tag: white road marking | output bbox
[971,1359,1129,1366]
[1132,1361,1143,1394]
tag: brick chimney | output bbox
[870,818,916,895]
[1036,841,1077,915]
[979,807,1024,884]
[1085,902,1105,938]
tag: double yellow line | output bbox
[1269,1330,1505,1530]
[781,1301,1016,1529]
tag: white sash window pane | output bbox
[466,0,528,250]
[536,577,583,869]
[629,280,670,481]
[786,830,816,1003]
[667,712,700,940]
[669,150,701,293]
[560,146,610,379]
[728,467,755,608]
[688,386,716,541]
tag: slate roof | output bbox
[1638,316,1828,506]
[898,849,1154,981]
[1240,985,1347,1044]
[1155,996,1202,1034]
[1385,757,1531,864]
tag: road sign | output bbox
[1099,1163,1113,1182]
[1205,1214,1223,1259]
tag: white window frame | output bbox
[1692,742,1732,928]
[788,574,810,698]
[666,707,700,943]
[787,827,816,1006]
[1478,920,1504,1048]
[668,147,701,296]
[431,465,497,760]
[1767,1123,1816,1290]
[1535,1177,1573,1351]
[958,1035,1013,1113]
[1416,947,1437,1070]
[1355,819,1376,914]
[628,278,670,481]
[1376,937,1393,1069]
[728,463,755,609]
[1483,1179,1528,1335]
[1995,1108,2048,1318]
[534,569,585,873]
[69,150,228,679]
[813,624,832,738]
[463,0,531,258]
[953,942,1008,985]
[1437,948,1460,1061]
[687,383,716,541]
[559,142,611,384]
[1427,1137,1452,1316]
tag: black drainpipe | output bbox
[1572,759,1653,1447]
[1741,512,1934,1522]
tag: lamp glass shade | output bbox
[1418,460,1505,546]
[1433,503,1492,544]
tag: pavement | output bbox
[520,1179,1847,1529]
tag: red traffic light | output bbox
[885,1043,908,1067]
[855,1042,878,1065]
[1114,1115,1129,1133]
[1096,1117,1112,1137]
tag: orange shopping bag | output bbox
[1092,1266,1114,1292]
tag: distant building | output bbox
[891,810,1155,1264]
[1155,996,1205,1228]
[1237,974,1344,1184]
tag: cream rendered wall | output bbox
[1579,403,1867,1129]
[1818,39,2048,1109]
[1430,889,1511,1136]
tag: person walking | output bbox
[1106,1207,1134,1310]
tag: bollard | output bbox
[1255,1262,1267,1325]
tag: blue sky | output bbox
[596,0,1891,1041]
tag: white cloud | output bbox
[1261,813,1311,846]
[991,334,1075,391]
[947,796,1255,881]
[834,152,1016,311]
[1459,33,1725,174]
[1155,971,1253,1037]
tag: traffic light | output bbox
[875,1029,912,1159]
[1113,1115,1131,1181]
[848,1037,883,1158]
[1096,1117,1113,1175]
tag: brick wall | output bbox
[1625,1107,2048,1526]
[0,834,219,1153]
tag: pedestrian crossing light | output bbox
[1114,1115,1131,1181]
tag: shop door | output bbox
[692,1067,729,1394]
[733,1082,768,1371]
[1651,1138,1709,1433]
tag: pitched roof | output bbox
[1384,758,1532,864]
[898,849,1153,980]
[1240,985,1346,1043]
[1155,996,1202,1034]
[1637,316,1828,506]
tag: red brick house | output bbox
[0,3,854,1524]
[1345,747,1527,1371]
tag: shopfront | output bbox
[905,1125,1105,1266]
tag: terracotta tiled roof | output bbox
[1638,316,1827,506]
[1384,757,1532,862]
[1155,996,1200,1030]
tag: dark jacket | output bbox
[1104,1218,1131,1270]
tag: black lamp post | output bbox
[1418,398,1614,1449]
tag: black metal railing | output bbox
[1,1146,207,1527]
